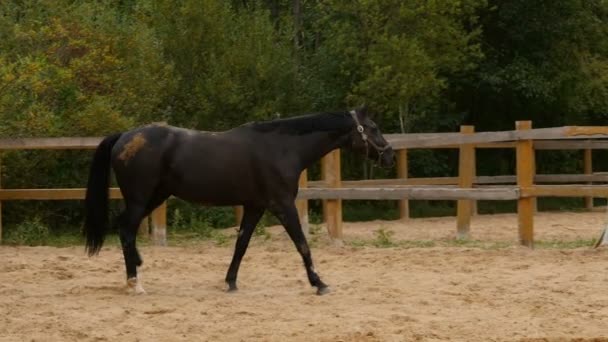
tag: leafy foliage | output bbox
[1,0,608,237]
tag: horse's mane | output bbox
[248,111,353,135]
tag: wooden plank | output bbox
[393,142,516,149]
[457,126,474,239]
[298,187,519,200]
[151,202,167,246]
[0,137,102,150]
[386,126,608,150]
[296,170,309,235]
[535,173,608,183]
[522,185,608,198]
[396,149,409,221]
[535,140,608,150]
[348,178,458,186]
[471,141,479,216]
[2,173,607,202]
[311,176,504,187]
[516,121,534,248]
[565,126,608,136]
[311,173,608,189]
[584,149,593,210]
[1,126,607,152]
[479,173,608,184]
[309,177,459,187]
[476,142,516,149]
[0,188,123,200]
[322,150,342,243]
[532,135,538,214]
[386,131,516,149]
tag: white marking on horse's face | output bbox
[127,277,147,295]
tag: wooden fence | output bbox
[2,120,608,247]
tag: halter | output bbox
[349,110,391,163]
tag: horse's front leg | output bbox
[270,202,330,295]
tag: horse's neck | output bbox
[291,131,351,171]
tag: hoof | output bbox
[127,277,147,295]
[316,286,331,296]
[226,283,238,293]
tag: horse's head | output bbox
[349,106,395,168]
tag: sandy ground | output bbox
[1,211,608,342]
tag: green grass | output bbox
[439,239,513,249]
[345,227,596,250]
[534,239,596,249]
[2,231,123,248]
[1,215,600,250]
[348,228,436,248]
[2,233,599,250]
[254,223,272,241]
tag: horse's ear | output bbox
[358,104,378,120]
[357,104,369,118]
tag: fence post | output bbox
[138,216,150,238]
[457,126,475,239]
[151,201,167,246]
[471,146,479,216]
[0,152,2,243]
[516,121,534,248]
[322,149,342,243]
[397,149,409,220]
[234,206,244,227]
[584,148,593,210]
[296,169,309,235]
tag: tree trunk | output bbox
[293,0,302,51]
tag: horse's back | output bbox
[109,123,297,206]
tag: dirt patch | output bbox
[1,212,608,341]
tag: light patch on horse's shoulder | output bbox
[150,121,168,127]
[119,133,146,163]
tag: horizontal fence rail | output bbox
[385,126,608,149]
[1,121,608,246]
[298,187,520,201]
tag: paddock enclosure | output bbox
[2,123,608,341]
[1,212,608,341]
[4,121,608,245]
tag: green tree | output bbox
[0,0,174,137]
[453,0,608,129]
[0,0,175,231]
[305,0,487,133]
[144,0,308,130]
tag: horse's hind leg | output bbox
[269,202,329,295]
[119,190,170,294]
[117,203,148,294]
[225,206,265,292]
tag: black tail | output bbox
[84,133,122,256]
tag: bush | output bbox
[4,217,50,246]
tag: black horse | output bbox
[84,107,394,295]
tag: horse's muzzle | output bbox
[379,148,396,168]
